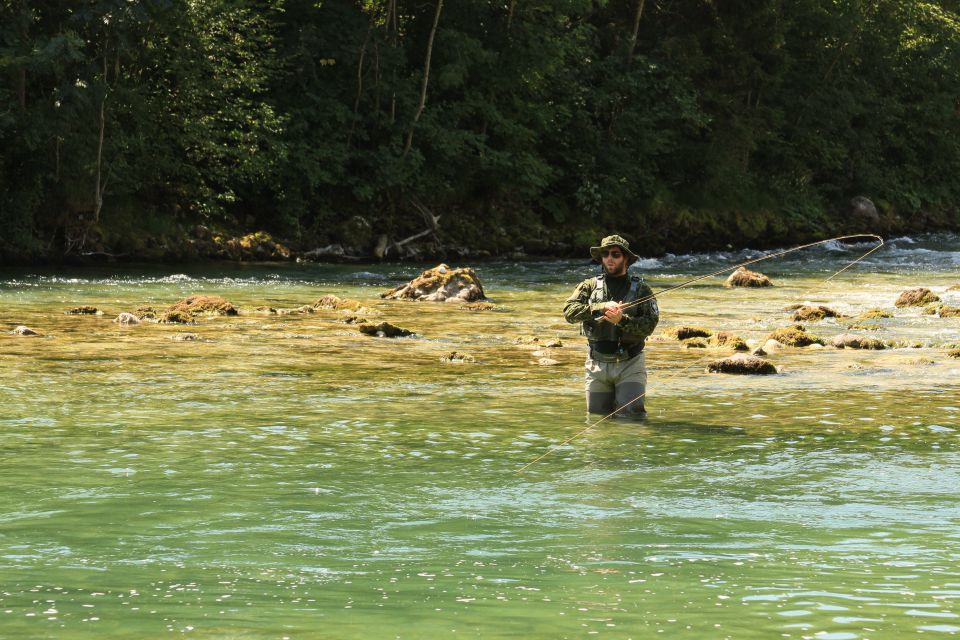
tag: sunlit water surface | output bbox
[1,235,959,639]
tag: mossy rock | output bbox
[858,308,893,320]
[66,306,102,315]
[459,301,498,311]
[948,349,960,358]
[113,312,140,325]
[277,305,315,315]
[830,334,886,350]
[381,264,486,303]
[255,306,278,314]
[134,306,158,320]
[358,322,413,338]
[790,305,843,321]
[168,295,238,316]
[709,331,749,351]
[669,326,713,340]
[440,351,476,363]
[938,306,960,318]
[895,287,940,308]
[768,324,824,347]
[948,283,960,291]
[160,310,195,324]
[313,294,366,311]
[682,337,708,349]
[724,267,772,288]
[847,322,883,331]
[707,354,778,375]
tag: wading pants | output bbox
[585,352,647,418]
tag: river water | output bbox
[1,235,958,639]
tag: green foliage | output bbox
[1,0,960,262]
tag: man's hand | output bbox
[601,301,624,324]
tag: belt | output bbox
[589,342,643,363]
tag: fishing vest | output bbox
[581,274,642,345]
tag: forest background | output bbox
[2,0,959,263]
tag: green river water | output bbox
[1,235,959,639]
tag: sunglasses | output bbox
[600,250,623,258]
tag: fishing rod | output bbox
[517,233,885,473]
[616,233,885,314]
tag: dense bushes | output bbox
[1,0,958,261]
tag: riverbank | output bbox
[2,200,958,267]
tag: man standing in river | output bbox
[563,234,659,419]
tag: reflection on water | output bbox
[1,235,959,638]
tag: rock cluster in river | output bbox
[767,324,824,347]
[358,321,414,338]
[381,264,486,302]
[725,267,772,287]
[895,288,939,307]
[788,305,844,321]
[707,354,778,375]
[830,334,886,350]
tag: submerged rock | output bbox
[857,308,893,320]
[709,331,749,351]
[948,349,960,358]
[160,310,195,324]
[277,305,315,315]
[895,287,939,308]
[381,264,486,303]
[171,333,201,341]
[669,326,712,340]
[725,267,772,288]
[134,306,158,320]
[830,333,886,350]
[790,305,843,321]
[168,295,238,317]
[767,324,824,347]
[707,353,778,375]
[440,351,476,363]
[537,357,561,366]
[12,325,39,336]
[66,306,102,315]
[114,312,140,325]
[358,322,414,338]
[313,294,366,312]
[514,336,562,348]
[459,301,498,311]
[682,337,708,349]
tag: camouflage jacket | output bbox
[563,274,659,345]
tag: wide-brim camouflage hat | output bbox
[589,234,639,265]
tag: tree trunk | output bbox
[93,51,109,225]
[403,0,444,158]
[507,0,516,31]
[626,0,645,64]
[93,91,107,224]
[349,22,373,142]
